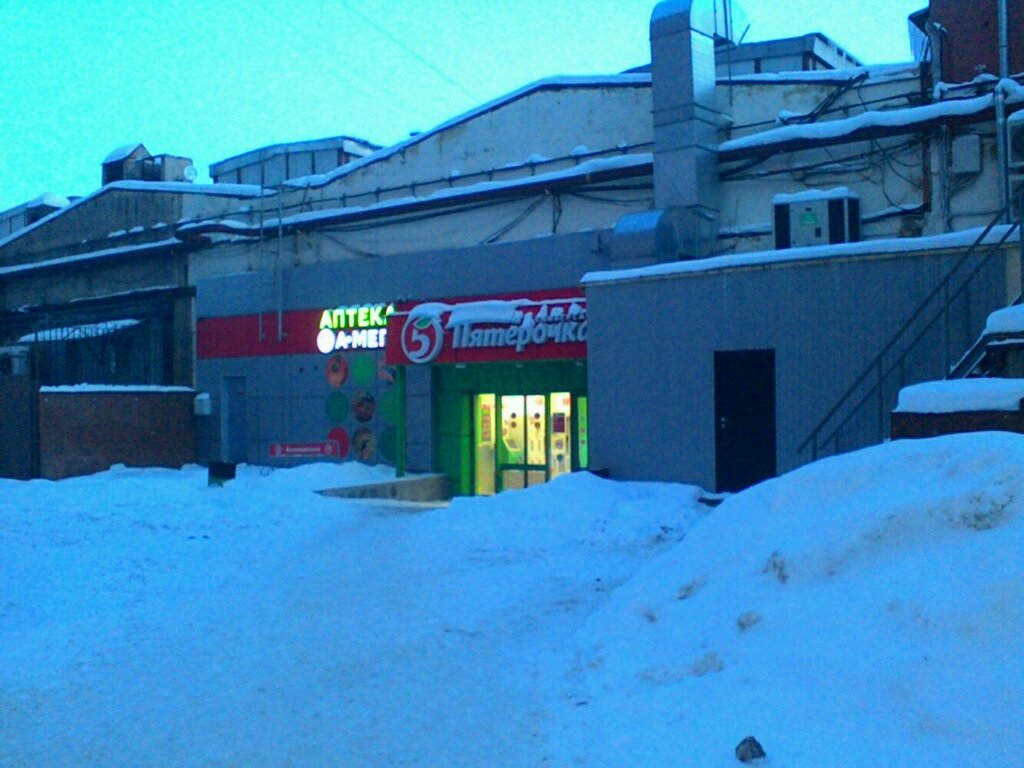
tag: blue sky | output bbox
[0,0,926,212]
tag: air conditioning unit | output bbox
[0,345,30,376]
[773,188,861,249]
[1011,174,1024,221]
[1009,111,1024,174]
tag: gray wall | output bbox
[586,245,1017,490]
[194,229,616,467]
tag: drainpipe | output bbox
[996,0,1010,222]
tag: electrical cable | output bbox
[721,137,923,180]
[338,0,479,103]
[482,196,547,244]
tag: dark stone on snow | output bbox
[735,735,766,762]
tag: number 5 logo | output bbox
[401,315,444,364]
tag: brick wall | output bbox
[930,0,1024,83]
[890,409,1024,441]
[38,390,196,480]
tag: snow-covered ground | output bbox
[2,433,1022,766]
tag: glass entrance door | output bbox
[474,391,585,494]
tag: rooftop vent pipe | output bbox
[613,0,724,262]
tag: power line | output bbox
[338,0,480,103]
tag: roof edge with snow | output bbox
[720,77,1024,160]
[0,181,269,252]
[0,237,199,279]
[209,135,384,175]
[281,74,653,191]
[582,225,1022,286]
[179,153,653,241]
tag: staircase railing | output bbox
[798,212,1022,461]
[947,292,1024,379]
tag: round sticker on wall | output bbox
[351,354,376,387]
[352,391,376,422]
[378,389,398,424]
[327,427,351,459]
[325,354,349,388]
[353,427,376,461]
[326,392,350,423]
[378,425,397,463]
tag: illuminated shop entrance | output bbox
[430,359,588,496]
[473,392,589,494]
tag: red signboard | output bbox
[197,303,392,360]
[198,310,323,359]
[385,289,586,366]
[269,440,341,458]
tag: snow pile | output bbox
[895,378,1024,413]
[985,303,1024,335]
[558,433,1024,767]
[429,471,702,552]
[228,459,397,491]
[4,437,1022,766]
[0,465,702,767]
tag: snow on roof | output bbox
[404,297,585,327]
[26,192,70,209]
[184,153,653,238]
[0,181,268,252]
[209,135,382,174]
[724,63,918,85]
[894,378,1024,413]
[102,180,266,196]
[933,72,1000,100]
[19,319,140,344]
[103,143,145,164]
[282,74,651,190]
[581,224,1022,286]
[772,187,858,205]
[985,304,1024,335]
[40,384,195,394]
[0,238,183,278]
[721,78,1024,156]
[721,94,992,154]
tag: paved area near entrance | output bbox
[0,465,699,767]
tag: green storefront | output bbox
[386,292,590,496]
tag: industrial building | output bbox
[1,0,1021,493]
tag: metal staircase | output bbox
[798,212,1023,462]
[947,293,1024,379]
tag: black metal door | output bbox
[714,349,776,493]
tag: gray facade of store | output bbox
[193,230,614,476]
[584,243,1019,491]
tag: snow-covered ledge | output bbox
[40,384,195,394]
[895,379,1024,414]
[984,304,1024,336]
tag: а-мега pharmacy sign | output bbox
[385,290,587,366]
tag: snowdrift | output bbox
[564,432,1024,767]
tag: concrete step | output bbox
[318,473,451,503]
